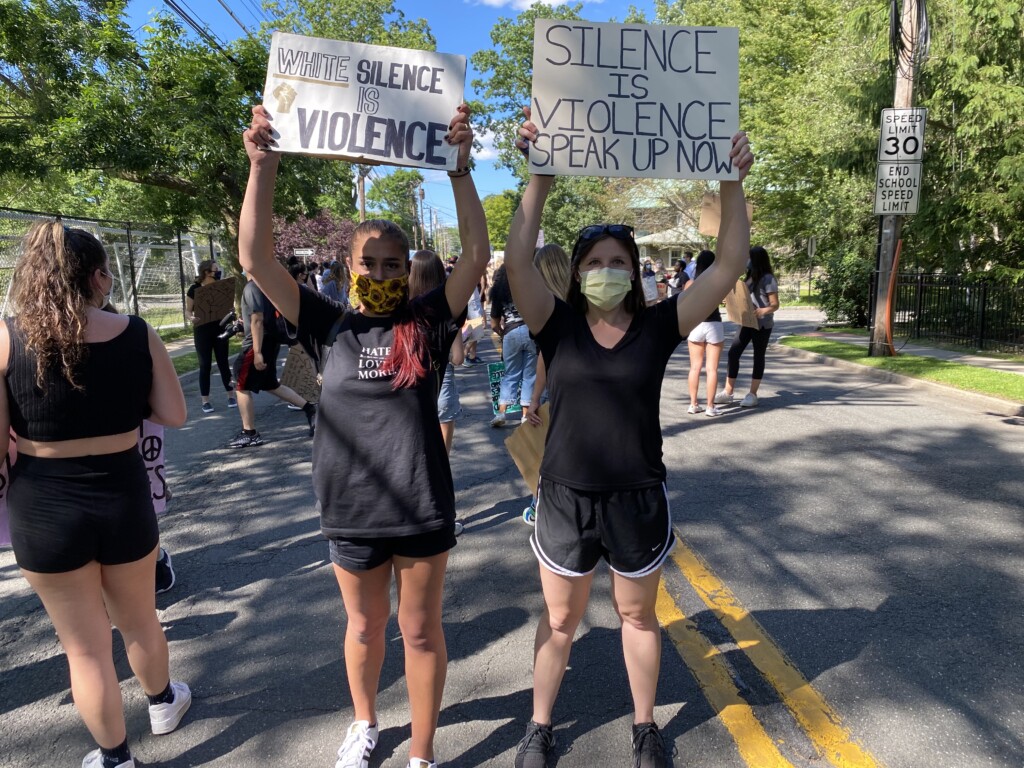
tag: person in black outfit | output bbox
[227,274,315,448]
[506,108,754,768]
[186,259,236,414]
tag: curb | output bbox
[773,343,1024,418]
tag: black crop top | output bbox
[5,315,153,441]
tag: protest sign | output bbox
[530,19,739,180]
[193,277,236,326]
[505,403,550,497]
[488,361,522,416]
[280,345,321,405]
[263,31,466,171]
[698,191,755,236]
[724,280,758,329]
[139,421,168,517]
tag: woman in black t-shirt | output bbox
[239,104,488,768]
[186,260,235,414]
[503,108,754,768]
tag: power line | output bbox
[212,0,252,36]
[161,0,239,65]
[237,0,272,27]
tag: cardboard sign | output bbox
[280,345,321,405]
[698,191,755,237]
[488,361,523,416]
[530,19,739,179]
[263,31,466,171]
[139,421,168,517]
[192,277,236,325]
[504,403,550,496]
[724,280,758,329]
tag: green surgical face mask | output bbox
[579,267,632,310]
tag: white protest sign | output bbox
[264,31,466,171]
[530,19,739,180]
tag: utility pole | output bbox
[356,165,371,222]
[871,0,923,356]
[418,187,427,250]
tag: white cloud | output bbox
[475,128,500,161]
[471,0,563,9]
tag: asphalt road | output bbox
[1,309,1022,768]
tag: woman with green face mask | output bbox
[503,107,755,768]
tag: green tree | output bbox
[482,190,520,249]
[367,168,424,242]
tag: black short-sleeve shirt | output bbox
[534,295,683,491]
[297,286,461,537]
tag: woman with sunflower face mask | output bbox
[239,104,488,768]
[503,108,755,768]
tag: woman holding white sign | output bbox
[505,108,753,768]
[241,103,487,768]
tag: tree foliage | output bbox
[366,168,424,241]
[274,209,357,264]
[482,190,520,250]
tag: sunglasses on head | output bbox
[572,224,635,262]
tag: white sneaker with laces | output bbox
[490,413,506,428]
[82,750,135,768]
[740,393,759,408]
[714,391,734,405]
[686,404,705,414]
[336,720,379,768]
[149,681,191,735]
[706,406,721,417]
[407,760,438,768]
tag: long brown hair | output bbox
[350,220,431,390]
[194,259,217,286]
[11,220,109,388]
[534,244,571,299]
[408,249,446,299]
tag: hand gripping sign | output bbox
[530,19,739,180]
[263,31,466,171]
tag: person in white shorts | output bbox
[684,250,726,416]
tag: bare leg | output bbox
[609,569,663,724]
[236,389,256,430]
[687,341,705,407]
[102,547,171,696]
[750,378,762,395]
[22,563,127,749]
[705,342,723,409]
[333,562,393,724]
[439,421,455,454]
[267,384,307,408]
[531,567,594,725]
[394,552,449,762]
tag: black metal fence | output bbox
[874,272,1024,353]
[0,207,222,333]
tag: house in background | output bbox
[635,224,705,267]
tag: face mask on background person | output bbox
[580,268,632,311]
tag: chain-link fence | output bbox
[0,208,223,333]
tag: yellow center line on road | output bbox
[669,533,883,768]
[655,581,795,768]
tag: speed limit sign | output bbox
[878,108,927,162]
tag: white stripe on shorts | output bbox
[608,482,676,579]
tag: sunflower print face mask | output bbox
[349,271,408,314]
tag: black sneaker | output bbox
[305,404,316,437]
[228,430,264,448]
[155,548,175,594]
[514,721,555,768]
[632,722,672,768]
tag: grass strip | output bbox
[780,337,1024,403]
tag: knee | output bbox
[397,612,443,653]
[347,611,389,646]
[545,606,582,638]
[617,604,658,632]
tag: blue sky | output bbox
[125,0,658,231]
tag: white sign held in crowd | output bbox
[530,19,740,180]
[263,31,466,171]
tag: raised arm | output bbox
[676,133,754,336]
[504,107,556,334]
[239,105,300,325]
[444,105,491,316]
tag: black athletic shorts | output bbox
[530,477,676,578]
[8,449,158,573]
[328,525,457,572]
[233,342,281,393]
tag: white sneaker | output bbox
[686,404,705,414]
[149,681,191,735]
[490,413,506,428]
[705,406,721,417]
[82,750,135,768]
[336,720,379,768]
[740,393,759,408]
[408,760,437,768]
[714,391,734,405]
[454,521,465,537]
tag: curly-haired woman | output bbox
[0,222,190,768]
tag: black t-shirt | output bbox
[296,286,461,537]
[534,295,683,491]
[490,282,524,334]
